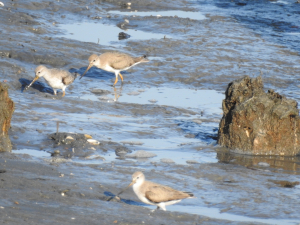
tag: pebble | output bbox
[186,160,200,164]
[0,2,4,7]
[192,119,203,124]
[87,139,100,145]
[121,141,144,145]
[148,99,157,103]
[257,162,270,167]
[127,91,140,96]
[160,158,175,163]
[84,134,93,139]
[126,150,157,158]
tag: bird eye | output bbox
[38,72,41,74]
[93,60,96,62]
[137,177,139,179]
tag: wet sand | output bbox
[0,0,300,224]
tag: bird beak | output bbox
[79,64,92,80]
[25,76,39,90]
[128,180,135,187]
[114,180,135,197]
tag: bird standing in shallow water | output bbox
[25,65,78,97]
[120,171,195,211]
[80,52,149,86]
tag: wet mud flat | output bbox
[0,0,300,224]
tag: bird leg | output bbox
[151,207,159,213]
[62,91,65,97]
[119,73,124,82]
[113,76,118,86]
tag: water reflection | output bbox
[113,86,123,101]
[58,22,164,45]
[217,150,300,172]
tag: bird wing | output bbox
[108,52,135,70]
[52,69,75,85]
[145,185,191,203]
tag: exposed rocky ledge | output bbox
[0,82,14,152]
[218,76,300,156]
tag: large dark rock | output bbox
[0,82,14,152]
[218,76,300,156]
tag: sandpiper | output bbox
[25,65,78,97]
[79,52,149,86]
[120,171,194,211]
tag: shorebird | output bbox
[117,171,194,211]
[79,52,149,86]
[25,65,78,97]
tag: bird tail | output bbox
[73,72,80,79]
[184,192,196,198]
[134,55,150,63]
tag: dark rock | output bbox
[270,180,300,188]
[0,82,14,152]
[115,146,132,157]
[118,32,131,40]
[218,76,300,156]
[49,132,88,149]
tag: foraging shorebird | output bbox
[25,65,78,97]
[79,52,149,86]
[119,171,194,211]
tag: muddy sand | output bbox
[0,0,300,224]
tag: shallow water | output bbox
[3,0,300,223]
[81,87,223,114]
[58,22,165,45]
[108,10,206,20]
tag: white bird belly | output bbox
[133,186,155,206]
[45,77,65,89]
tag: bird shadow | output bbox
[19,78,54,94]
[75,67,128,80]
[104,191,147,207]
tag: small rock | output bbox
[84,134,93,139]
[66,136,74,140]
[87,139,100,145]
[126,150,157,158]
[148,99,157,103]
[257,162,270,167]
[115,146,132,157]
[186,160,200,164]
[185,134,195,138]
[121,141,144,145]
[13,136,18,139]
[192,119,202,124]
[272,180,300,188]
[127,91,140,96]
[160,158,175,163]
[51,150,60,157]
[0,2,4,7]
[118,32,130,40]
[91,89,110,95]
